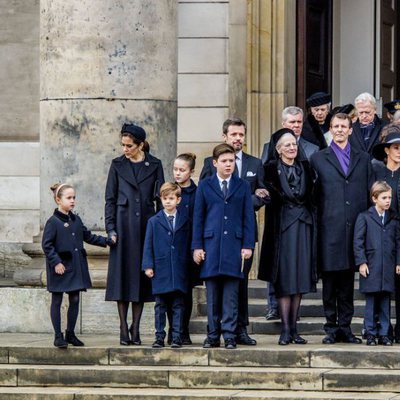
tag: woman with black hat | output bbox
[258,128,317,345]
[105,123,165,345]
[372,123,400,343]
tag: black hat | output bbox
[271,128,296,145]
[121,123,146,142]
[332,103,355,115]
[384,100,400,115]
[306,92,332,108]
[372,129,400,161]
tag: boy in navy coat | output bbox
[192,143,255,349]
[354,181,400,346]
[142,182,190,348]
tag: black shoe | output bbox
[54,333,68,349]
[341,334,362,344]
[236,332,257,346]
[152,339,165,348]
[182,335,192,345]
[265,308,280,320]
[291,334,307,345]
[224,338,237,349]
[395,336,400,344]
[379,336,392,346]
[65,331,84,347]
[171,340,182,348]
[366,335,376,346]
[129,325,141,345]
[203,338,220,348]
[278,332,291,345]
[322,334,336,344]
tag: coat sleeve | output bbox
[142,220,155,270]
[80,217,107,247]
[104,162,118,236]
[396,221,400,266]
[199,158,212,180]
[153,161,165,212]
[353,214,368,268]
[251,158,270,211]
[243,182,256,249]
[42,220,62,268]
[191,182,206,250]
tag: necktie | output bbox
[235,156,240,177]
[381,214,384,226]
[221,180,228,198]
[167,215,174,231]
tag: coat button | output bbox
[171,246,175,249]
[345,180,349,184]
[224,231,228,234]
[168,232,171,236]
[225,201,228,204]
[75,248,78,251]
[72,233,75,236]
[135,199,139,203]
[345,201,350,205]
[224,216,228,220]
[135,212,140,216]
[185,205,189,208]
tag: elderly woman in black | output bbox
[105,123,164,345]
[372,123,400,342]
[258,128,317,345]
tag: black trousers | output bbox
[236,255,253,335]
[322,269,355,336]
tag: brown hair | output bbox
[370,181,392,200]
[50,183,74,201]
[330,112,352,128]
[222,117,247,135]
[120,132,150,152]
[160,182,181,198]
[175,153,196,170]
[212,143,235,160]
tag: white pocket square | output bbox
[246,171,256,177]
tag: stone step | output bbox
[0,387,398,400]
[197,299,382,318]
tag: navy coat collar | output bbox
[322,144,362,178]
[367,206,397,226]
[208,173,241,200]
[156,210,188,233]
[53,209,76,222]
[113,153,160,189]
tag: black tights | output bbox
[278,294,302,335]
[117,301,144,339]
[50,291,80,335]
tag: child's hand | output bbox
[396,265,400,275]
[55,263,65,275]
[359,263,369,278]
[255,188,269,198]
[241,249,253,259]
[145,268,154,278]
[193,249,205,265]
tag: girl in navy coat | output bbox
[354,181,400,346]
[142,183,191,348]
[42,183,112,348]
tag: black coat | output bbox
[354,207,400,293]
[349,115,387,155]
[42,210,107,293]
[302,113,331,149]
[258,159,318,285]
[310,146,373,272]
[373,163,400,214]
[104,153,165,302]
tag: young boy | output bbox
[192,143,255,349]
[142,182,190,348]
[354,181,400,346]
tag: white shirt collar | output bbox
[216,174,232,186]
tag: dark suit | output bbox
[199,152,267,335]
[310,145,372,337]
[349,115,386,156]
[192,174,255,341]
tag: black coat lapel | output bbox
[226,174,241,199]
[136,154,159,185]
[241,153,249,179]
[208,175,224,199]
[324,147,346,177]
[346,148,362,177]
[114,156,139,188]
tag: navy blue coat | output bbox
[42,210,107,293]
[192,174,255,279]
[105,153,164,302]
[310,146,373,272]
[142,210,190,295]
[354,207,400,293]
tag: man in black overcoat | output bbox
[310,113,373,344]
[199,117,269,345]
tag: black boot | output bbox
[65,330,84,346]
[54,333,68,349]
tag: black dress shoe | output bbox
[236,333,257,346]
[379,336,392,346]
[182,335,192,345]
[278,332,291,345]
[291,334,307,344]
[366,335,376,346]
[341,334,362,344]
[129,325,141,345]
[203,338,220,348]
[152,339,165,348]
[65,331,84,347]
[171,340,182,348]
[322,334,336,344]
[224,338,237,349]
[265,308,280,320]
[54,333,68,349]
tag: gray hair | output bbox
[282,106,304,122]
[275,133,296,154]
[354,92,377,109]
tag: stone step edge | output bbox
[0,387,398,400]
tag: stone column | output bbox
[17,0,178,286]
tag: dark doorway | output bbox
[297,0,333,110]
